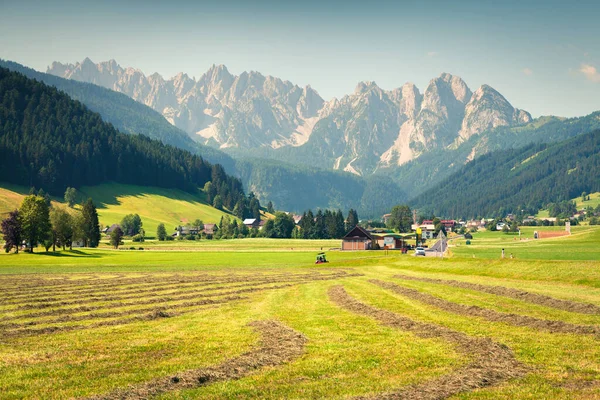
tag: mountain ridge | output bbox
[48,58,532,176]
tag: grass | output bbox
[451,225,600,261]
[1,229,600,398]
[535,191,600,218]
[0,182,235,239]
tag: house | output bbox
[243,218,260,228]
[496,222,507,231]
[172,225,202,237]
[341,226,374,250]
[522,216,536,224]
[103,224,120,235]
[371,232,409,249]
[411,223,435,239]
[422,220,457,232]
[203,223,216,238]
[293,215,303,225]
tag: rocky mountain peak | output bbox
[354,81,380,95]
[458,84,532,142]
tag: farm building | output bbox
[341,226,374,250]
[371,232,409,249]
[243,218,260,228]
[102,224,120,235]
[203,223,216,238]
[172,226,201,237]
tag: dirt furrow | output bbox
[329,285,526,399]
[393,274,600,315]
[84,319,308,400]
[372,279,600,336]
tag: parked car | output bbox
[415,247,426,256]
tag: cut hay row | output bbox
[0,283,294,327]
[0,270,356,303]
[372,279,600,336]
[393,274,600,315]
[0,297,243,339]
[0,272,291,302]
[2,280,296,317]
[7,276,306,310]
[328,286,526,399]
[84,320,308,400]
[0,272,362,338]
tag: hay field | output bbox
[1,232,600,399]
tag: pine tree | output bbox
[81,198,100,247]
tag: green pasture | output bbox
[451,225,600,261]
[0,182,235,239]
[1,225,600,399]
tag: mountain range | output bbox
[48,59,532,177]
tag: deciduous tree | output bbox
[1,210,22,253]
[19,195,51,252]
[110,226,124,249]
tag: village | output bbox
[95,198,599,256]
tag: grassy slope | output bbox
[0,182,234,238]
[536,191,600,218]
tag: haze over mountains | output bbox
[48,58,531,176]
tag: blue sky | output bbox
[1,0,599,117]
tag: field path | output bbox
[85,320,307,400]
[393,274,600,315]
[373,279,600,335]
[328,285,526,399]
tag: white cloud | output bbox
[427,51,437,57]
[580,63,600,83]
[522,68,533,76]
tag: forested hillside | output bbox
[412,130,600,218]
[235,158,406,216]
[392,112,600,196]
[0,59,236,171]
[0,67,245,210]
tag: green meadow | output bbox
[1,227,600,399]
[0,183,235,239]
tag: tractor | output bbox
[315,252,328,264]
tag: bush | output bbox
[186,234,197,240]
[129,246,135,250]
[132,234,145,242]
[166,235,174,241]
[138,247,144,250]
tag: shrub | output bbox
[132,234,145,242]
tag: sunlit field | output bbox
[1,229,600,399]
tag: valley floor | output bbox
[1,229,600,399]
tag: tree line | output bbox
[1,193,100,253]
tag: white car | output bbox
[415,247,426,256]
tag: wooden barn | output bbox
[341,226,374,250]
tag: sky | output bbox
[1,0,599,117]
